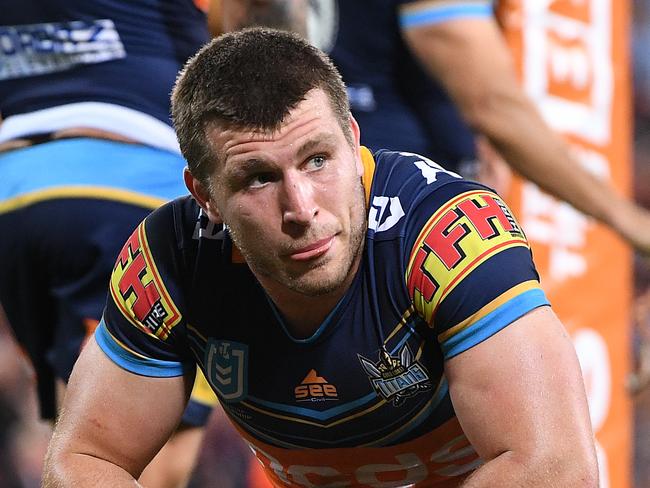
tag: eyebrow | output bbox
[296,133,338,159]
[223,158,269,181]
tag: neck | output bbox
[256,257,362,339]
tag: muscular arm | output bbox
[43,337,193,487]
[445,307,598,487]
[402,14,650,254]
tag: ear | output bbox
[349,115,363,177]
[183,168,223,224]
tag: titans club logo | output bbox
[359,345,431,406]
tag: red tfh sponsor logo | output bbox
[116,230,161,321]
[408,195,518,302]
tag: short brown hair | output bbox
[172,27,351,185]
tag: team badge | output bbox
[205,339,248,402]
[358,345,431,406]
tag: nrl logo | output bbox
[358,345,431,406]
[205,339,248,402]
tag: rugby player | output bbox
[44,28,598,487]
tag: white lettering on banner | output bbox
[521,182,589,281]
[548,36,591,89]
[571,146,611,180]
[573,328,611,435]
[573,328,611,488]
[521,0,612,143]
[520,144,611,281]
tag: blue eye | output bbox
[307,155,326,170]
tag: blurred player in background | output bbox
[0,1,216,486]
[218,0,650,256]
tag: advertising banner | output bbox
[497,1,633,486]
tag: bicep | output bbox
[445,306,594,461]
[51,336,192,479]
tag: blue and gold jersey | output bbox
[329,0,494,172]
[98,148,547,486]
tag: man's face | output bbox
[205,89,367,297]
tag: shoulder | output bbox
[367,149,486,239]
[144,194,211,252]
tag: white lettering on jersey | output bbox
[368,196,405,232]
[193,208,225,240]
[355,453,427,486]
[401,152,461,183]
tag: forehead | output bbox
[207,89,342,163]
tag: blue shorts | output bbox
[0,138,213,423]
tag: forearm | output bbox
[461,450,597,487]
[43,452,143,488]
[473,91,627,227]
[404,19,632,235]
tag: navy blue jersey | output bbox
[328,0,494,172]
[0,0,208,125]
[98,148,547,486]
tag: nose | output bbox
[281,172,318,227]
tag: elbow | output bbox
[504,438,599,487]
[568,456,599,488]
[574,450,600,488]
[42,434,82,487]
[540,444,599,487]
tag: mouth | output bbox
[288,236,335,261]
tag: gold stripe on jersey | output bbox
[438,280,541,343]
[384,306,415,344]
[406,190,529,325]
[360,145,376,205]
[187,323,209,343]
[0,186,164,214]
[361,375,446,447]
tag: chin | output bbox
[285,267,348,297]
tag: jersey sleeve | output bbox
[397,0,494,29]
[404,177,549,360]
[96,201,194,377]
